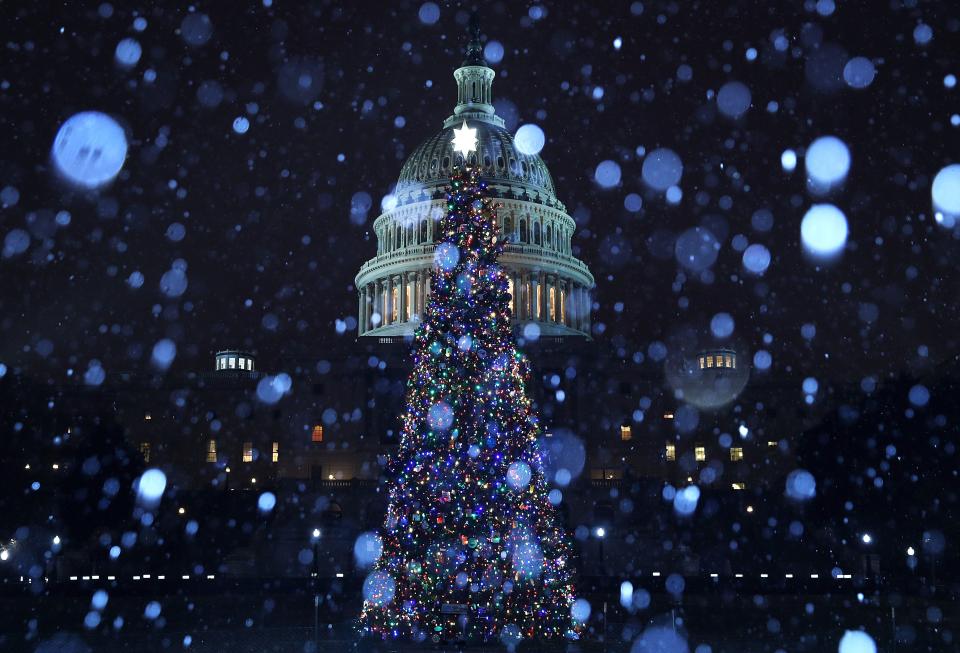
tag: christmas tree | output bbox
[359,164,579,643]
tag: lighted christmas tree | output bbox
[359,163,579,643]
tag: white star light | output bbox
[451,120,478,156]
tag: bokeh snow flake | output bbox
[52,112,128,189]
[801,204,848,258]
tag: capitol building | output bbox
[355,25,595,338]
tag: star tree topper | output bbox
[451,120,478,156]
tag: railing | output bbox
[356,243,593,283]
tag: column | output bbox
[374,280,383,328]
[386,276,394,325]
[358,288,365,334]
[410,270,420,321]
[424,273,431,313]
[400,272,408,323]
[581,286,590,332]
[366,285,372,332]
[517,274,530,321]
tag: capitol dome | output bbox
[393,121,561,210]
[355,21,594,339]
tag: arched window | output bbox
[420,220,428,243]
[503,215,513,240]
[546,224,553,247]
[519,219,527,243]
[534,222,541,245]
[395,225,402,250]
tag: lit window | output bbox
[229,357,237,369]
[311,425,324,443]
[272,441,279,463]
[767,440,778,448]
[242,442,253,463]
[139,442,151,463]
[698,357,705,369]
[620,425,632,441]
[730,447,744,461]
[665,443,676,461]
[731,482,746,490]
[695,446,706,462]
[239,358,246,370]
[706,355,714,368]
[206,439,217,463]
[731,354,736,369]
[663,413,674,420]
[725,354,733,368]
[144,412,152,421]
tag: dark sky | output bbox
[1,0,958,385]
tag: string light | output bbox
[359,166,579,643]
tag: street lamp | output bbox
[310,528,322,649]
[594,526,606,573]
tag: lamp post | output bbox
[594,526,606,575]
[311,528,321,649]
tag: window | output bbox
[663,413,675,420]
[699,356,705,369]
[272,441,279,463]
[312,425,324,443]
[620,425,632,441]
[144,412,152,421]
[206,439,217,463]
[695,446,706,462]
[242,442,253,463]
[730,447,744,461]
[730,354,736,369]
[706,355,714,368]
[767,440,779,448]
[725,354,733,368]
[238,357,246,370]
[665,443,676,461]
[731,482,747,490]
[139,442,151,462]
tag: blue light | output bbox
[642,148,683,191]
[114,38,142,67]
[932,164,960,217]
[781,149,797,172]
[51,112,128,189]
[257,491,276,512]
[801,204,848,257]
[710,312,734,338]
[843,57,876,89]
[805,136,850,191]
[418,3,440,25]
[742,243,771,274]
[514,124,545,155]
[137,468,167,503]
[717,81,751,119]
[785,469,816,500]
[232,116,250,134]
[594,160,621,188]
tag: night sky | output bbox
[1,0,958,385]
